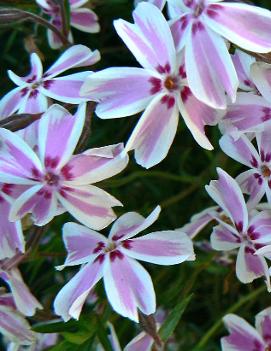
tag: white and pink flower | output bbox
[54,206,195,322]
[0,45,100,117]
[0,103,128,228]
[81,2,220,168]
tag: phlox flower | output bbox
[0,293,36,347]
[169,0,271,109]
[222,308,271,351]
[36,0,100,49]
[54,206,195,322]
[221,50,271,137]
[220,129,271,208]
[206,168,271,289]
[0,268,42,316]
[0,45,100,117]
[81,2,220,168]
[0,103,128,228]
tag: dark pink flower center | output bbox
[164,76,178,91]
[44,172,60,186]
[261,165,271,178]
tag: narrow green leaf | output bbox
[159,294,193,342]
[95,316,114,351]
[32,320,78,333]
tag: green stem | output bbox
[192,285,266,350]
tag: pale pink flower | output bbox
[169,0,271,109]
[36,0,100,49]
[0,103,128,228]
[220,129,271,208]
[81,2,220,168]
[0,45,100,117]
[222,308,271,351]
[206,168,271,289]
[54,206,195,322]
[0,268,42,316]
[0,293,36,347]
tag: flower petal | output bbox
[185,21,238,109]
[109,206,161,241]
[0,197,24,259]
[71,8,100,33]
[64,143,128,185]
[236,170,265,209]
[20,90,48,114]
[205,2,271,53]
[170,14,192,51]
[122,230,195,264]
[210,225,241,251]
[221,313,265,351]
[178,88,219,150]
[232,50,256,91]
[178,207,216,239]
[125,94,179,168]
[206,168,248,231]
[54,260,103,322]
[251,62,271,104]
[5,268,42,316]
[219,133,260,168]
[0,87,27,117]
[38,103,85,170]
[236,244,270,287]
[0,128,42,185]
[40,72,90,104]
[103,255,155,322]
[57,185,120,230]
[81,67,154,118]
[45,45,100,78]
[61,222,107,267]
[124,331,154,351]
[0,306,35,345]
[255,307,271,341]
[222,93,271,135]
[114,3,175,70]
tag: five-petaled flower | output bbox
[0,45,100,117]
[81,2,220,168]
[54,206,195,322]
[36,0,100,49]
[206,168,271,289]
[169,0,271,109]
[0,103,128,228]
[222,308,271,351]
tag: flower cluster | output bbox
[1,0,271,349]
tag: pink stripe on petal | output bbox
[62,222,106,267]
[57,185,119,230]
[219,134,260,168]
[41,72,90,104]
[21,90,48,114]
[255,308,271,343]
[81,67,154,118]
[223,93,271,133]
[210,225,241,251]
[109,206,160,241]
[124,331,154,351]
[236,244,269,285]
[0,87,27,118]
[185,21,238,109]
[170,14,192,51]
[232,50,256,92]
[54,260,103,321]
[64,143,128,185]
[126,94,179,168]
[236,170,265,209]
[0,128,42,184]
[222,314,265,351]
[38,104,85,170]
[103,255,155,322]
[71,8,100,33]
[205,3,271,53]
[122,230,195,265]
[45,45,96,77]
[206,168,248,231]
